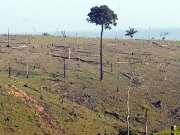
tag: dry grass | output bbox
[0,34,179,134]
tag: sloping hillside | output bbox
[0,35,179,134]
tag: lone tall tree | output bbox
[87,5,118,81]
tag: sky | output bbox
[0,0,180,34]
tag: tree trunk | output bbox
[26,63,29,78]
[100,24,103,81]
[127,86,130,135]
[63,43,66,78]
[7,29,10,47]
[111,63,113,72]
[8,65,11,78]
[145,108,148,135]
[28,35,31,44]
[118,58,120,67]
[68,47,71,59]
[63,58,66,78]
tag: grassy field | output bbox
[154,126,180,135]
[0,34,179,135]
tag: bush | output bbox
[118,128,138,135]
[42,32,49,36]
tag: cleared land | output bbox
[0,35,179,135]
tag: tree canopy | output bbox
[160,32,169,40]
[125,27,138,38]
[86,5,118,29]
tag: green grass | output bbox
[154,126,180,135]
[0,35,179,134]
[0,87,54,135]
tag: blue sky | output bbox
[0,0,179,34]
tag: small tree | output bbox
[125,27,138,38]
[87,5,118,81]
[42,32,49,36]
[160,32,168,41]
